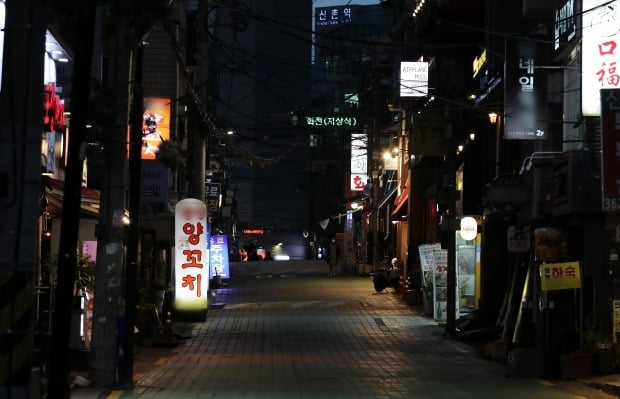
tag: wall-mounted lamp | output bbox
[469,132,476,141]
[488,112,498,124]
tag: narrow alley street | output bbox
[77,261,616,399]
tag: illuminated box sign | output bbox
[553,0,577,53]
[351,133,367,174]
[174,198,209,311]
[582,0,620,116]
[601,88,620,210]
[142,98,170,160]
[209,235,230,279]
[315,6,352,27]
[350,173,368,192]
[472,50,487,78]
[504,40,547,140]
[305,115,357,127]
[540,261,582,291]
[400,61,428,97]
[242,228,264,234]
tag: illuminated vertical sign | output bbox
[142,98,171,160]
[209,235,230,279]
[582,0,620,116]
[400,61,428,97]
[601,88,620,210]
[205,182,221,214]
[174,198,209,311]
[350,133,367,191]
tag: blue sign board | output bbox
[209,235,230,279]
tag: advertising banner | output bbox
[504,40,548,140]
[433,248,448,321]
[174,198,209,312]
[142,98,170,160]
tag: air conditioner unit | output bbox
[551,150,601,215]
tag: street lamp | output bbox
[488,112,501,177]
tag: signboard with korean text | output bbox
[540,261,582,291]
[305,114,357,128]
[315,5,353,28]
[418,243,441,289]
[350,173,368,192]
[142,98,170,160]
[174,198,209,311]
[504,40,547,140]
[205,182,221,215]
[350,133,367,192]
[141,160,169,203]
[209,235,230,279]
[601,88,620,210]
[400,61,428,97]
[553,0,578,55]
[582,0,620,116]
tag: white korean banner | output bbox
[351,133,367,173]
[174,198,209,311]
[582,0,620,116]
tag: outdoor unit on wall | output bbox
[551,150,601,216]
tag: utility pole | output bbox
[89,5,133,387]
[119,41,145,388]
[187,0,209,202]
[0,1,46,398]
[48,1,97,397]
[444,122,457,337]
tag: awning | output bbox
[391,189,408,217]
[377,185,398,209]
[45,177,100,217]
[391,177,409,217]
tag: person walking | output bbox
[327,237,340,276]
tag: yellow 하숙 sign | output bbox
[540,261,581,291]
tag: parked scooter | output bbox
[372,258,400,292]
